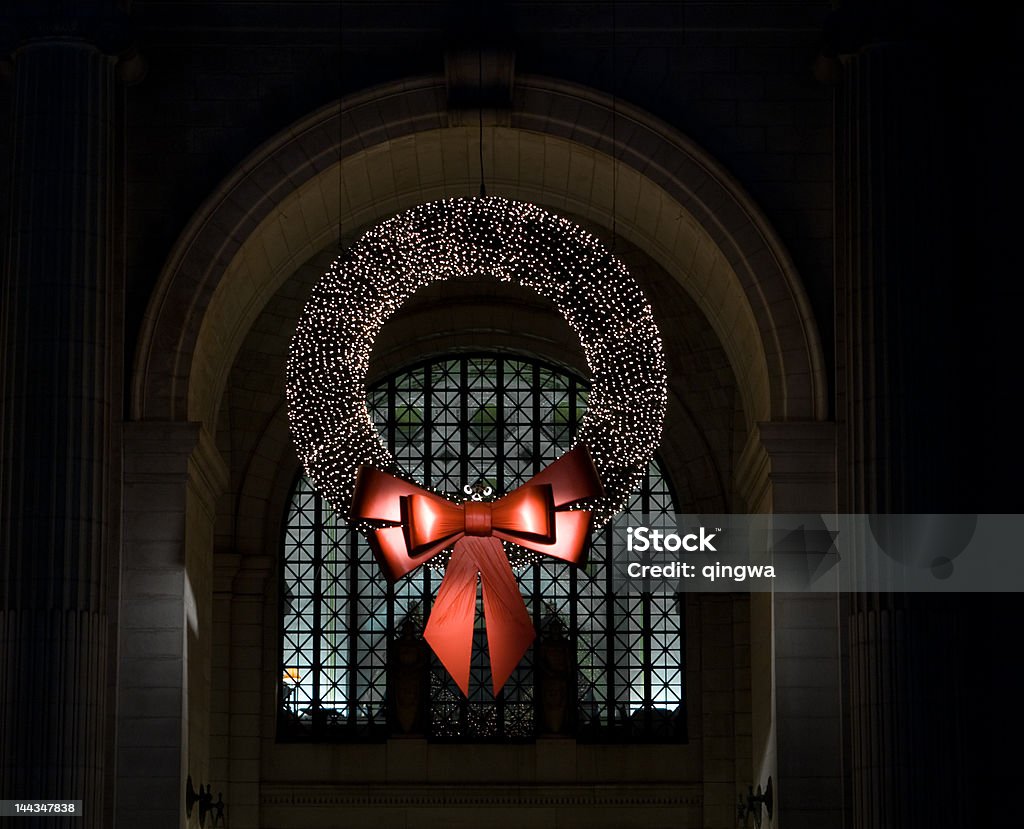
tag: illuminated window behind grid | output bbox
[280,353,684,741]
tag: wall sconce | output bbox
[185,775,200,820]
[737,777,773,828]
[185,774,227,827]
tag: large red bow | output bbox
[350,446,603,695]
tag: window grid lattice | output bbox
[280,353,684,741]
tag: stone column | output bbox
[736,422,842,829]
[210,553,242,813]
[833,16,967,828]
[224,555,273,829]
[117,423,226,828]
[0,11,122,827]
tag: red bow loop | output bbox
[488,484,555,543]
[405,492,465,558]
[349,446,604,695]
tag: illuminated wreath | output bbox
[286,196,667,533]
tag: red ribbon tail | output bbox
[476,536,537,695]
[423,540,479,696]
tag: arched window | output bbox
[280,353,684,741]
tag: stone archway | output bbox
[133,75,827,438]
[123,74,836,829]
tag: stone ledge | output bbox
[261,783,703,809]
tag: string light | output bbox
[286,196,667,534]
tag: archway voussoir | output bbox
[391,137,427,193]
[567,106,611,150]
[767,300,804,336]
[303,123,342,168]
[364,143,401,201]
[243,152,287,197]
[635,180,666,237]
[224,175,274,220]
[664,152,713,198]
[346,103,390,149]
[541,140,572,193]
[411,136,444,185]
[372,94,413,133]
[566,150,597,201]
[401,86,446,123]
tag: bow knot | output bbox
[463,501,493,536]
[350,446,603,695]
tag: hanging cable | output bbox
[611,0,617,252]
[478,44,487,196]
[337,0,344,249]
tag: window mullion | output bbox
[531,362,541,475]
[604,524,615,730]
[460,359,469,487]
[313,492,323,733]
[642,591,652,734]
[422,364,431,487]
[496,357,506,735]
[387,374,396,453]
[531,361,542,735]
[569,376,579,733]
[347,513,358,730]
[496,358,505,494]
[642,468,652,733]
[422,363,434,730]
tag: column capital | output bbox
[123,421,229,509]
[736,422,837,513]
[3,3,130,51]
[1,2,146,83]
[756,420,837,458]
